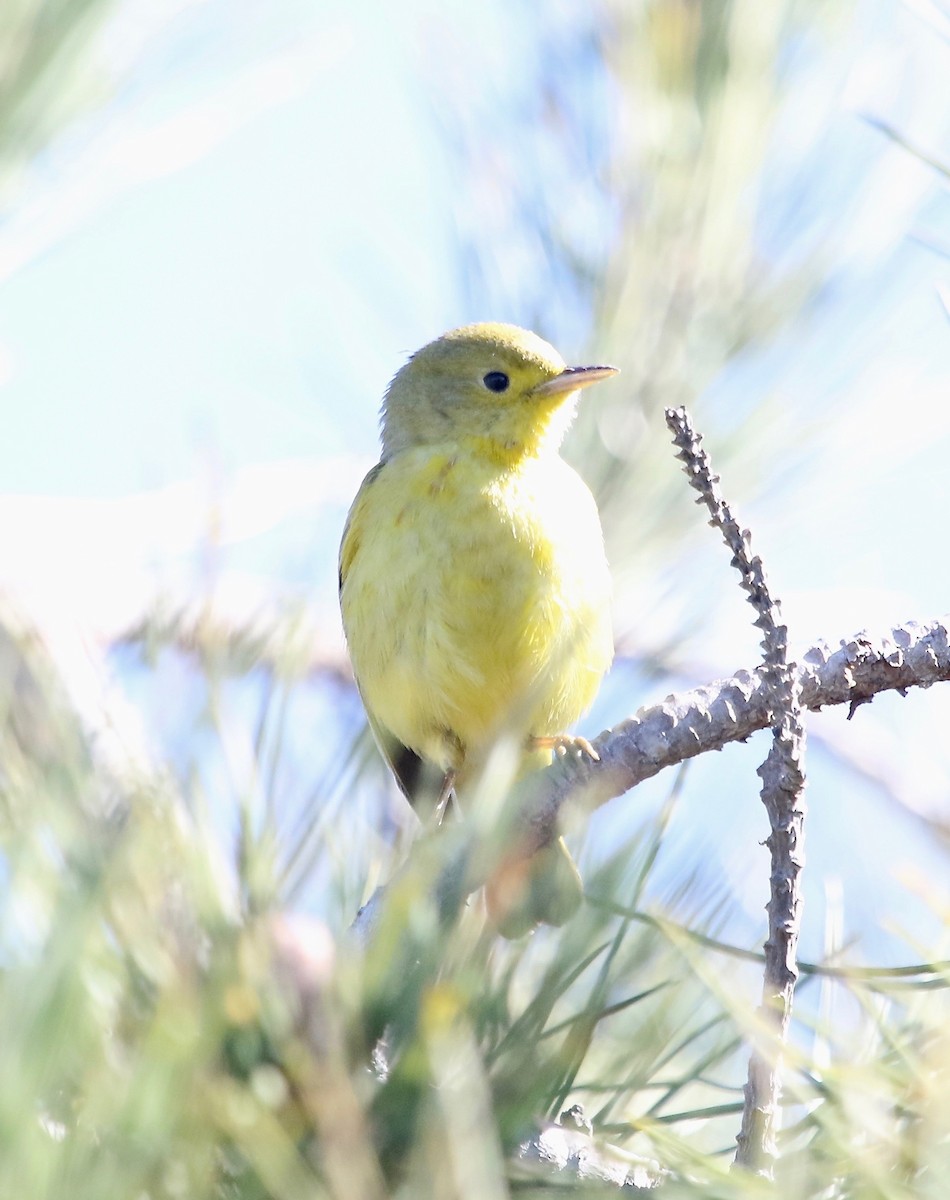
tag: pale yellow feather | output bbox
[341,445,611,775]
[338,322,616,932]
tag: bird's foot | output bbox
[434,769,458,823]
[528,734,600,762]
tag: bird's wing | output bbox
[364,711,433,803]
[339,461,446,807]
[338,460,384,594]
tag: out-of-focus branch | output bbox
[517,1106,664,1192]
[115,600,351,682]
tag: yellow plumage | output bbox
[339,323,616,932]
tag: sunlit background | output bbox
[2,0,950,1189]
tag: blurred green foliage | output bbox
[0,0,117,203]
[3,622,950,1198]
[3,0,950,1197]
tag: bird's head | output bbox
[380,323,617,462]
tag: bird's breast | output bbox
[341,447,612,768]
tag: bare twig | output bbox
[863,114,950,181]
[664,405,806,1176]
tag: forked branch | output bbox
[664,405,805,1176]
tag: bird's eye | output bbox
[482,371,510,393]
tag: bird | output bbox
[339,322,616,935]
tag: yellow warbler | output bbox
[339,323,616,934]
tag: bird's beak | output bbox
[532,364,619,400]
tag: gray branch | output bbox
[522,617,948,838]
[354,616,950,940]
[518,1106,665,1191]
[662,405,808,1177]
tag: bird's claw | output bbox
[529,734,600,762]
[434,769,458,823]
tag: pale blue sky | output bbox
[1,0,949,966]
[1,1,458,496]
